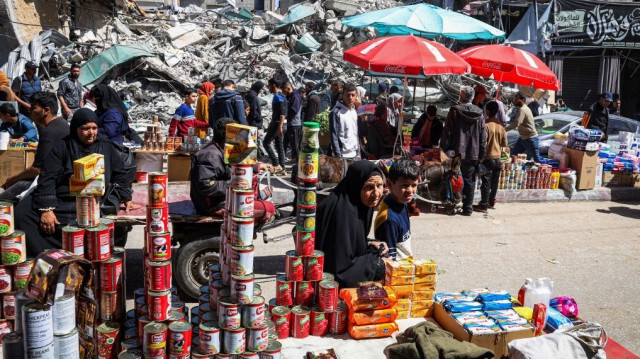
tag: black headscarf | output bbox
[250,81,264,93]
[89,84,129,123]
[68,108,105,157]
[315,161,385,288]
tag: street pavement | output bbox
[125,200,640,356]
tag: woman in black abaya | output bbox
[15,109,135,256]
[315,161,390,288]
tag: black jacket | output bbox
[412,113,444,147]
[190,143,230,215]
[245,90,263,128]
[440,103,486,161]
[304,92,322,122]
[209,89,247,126]
[587,101,609,137]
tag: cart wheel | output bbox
[174,237,220,300]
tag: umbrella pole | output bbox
[496,72,504,99]
[394,75,408,157]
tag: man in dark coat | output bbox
[304,82,322,122]
[586,92,612,141]
[209,79,247,126]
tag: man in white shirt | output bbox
[329,83,359,159]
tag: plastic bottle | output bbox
[518,278,533,305]
[524,278,554,311]
[550,170,560,189]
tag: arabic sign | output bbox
[553,0,640,48]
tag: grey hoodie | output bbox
[440,103,486,161]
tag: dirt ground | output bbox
[126,200,640,356]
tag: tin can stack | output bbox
[497,160,554,190]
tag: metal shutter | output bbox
[562,56,600,111]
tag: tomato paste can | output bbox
[96,321,120,358]
[232,189,254,218]
[239,352,260,359]
[2,291,14,320]
[246,323,268,352]
[100,291,121,322]
[295,281,314,307]
[271,306,291,340]
[294,227,315,256]
[100,256,124,292]
[222,327,245,354]
[198,321,220,355]
[268,298,278,314]
[148,172,168,207]
[52,291,75,335]
[221,263,231,287]
[291,305,311,339]
[136,171,148,184]
[295,203,316,231]
[147,205,169,234]
[100,218,116,247]
[12,259,33,291]
[305,251,324,281]
[322,272,335,282]
[137,314,151,343]
[230,216,253,247]
[198,303,211,318]
[148,259,172,291]
[231,164,253,189]
[85,224,111,261]
[285,250,304,282]
[275,275,294,306]
[241,296,265,329]
[75,196,100,227]
[231,273,254,305]
[22,302,53,349]
[121,337,140,350]
[168,320,192,355]
[0,265,11,293]
[261,341,282,359]
[0,202,14,236]
[218,298,241,329]
[310,307,329,336]
[61,225,85,257]
[168,309,186,324]
[199,294,210,307]
[53,327,79,358]
[134,287,146,305]
[230,245,254,276]
[209,280,223,309]
[328,301,348,335]
[146,232,171,260]
[148,290,171,321]
[1,230,25,265]
[318,280,339,312]
[298,150,319,181]
[143,322,168,358]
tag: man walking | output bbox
[329,80,342,110]
[474,101,507,212]
[507,92,540,163]
[329,83,359,159]
[263,78,288,174]
[283,81,302,162]
[440,86,486,216]
[303,82,321,122]
[209,80,247,126]
[11,61,41,117]
[586,92,612,141]
[57,63,83,120]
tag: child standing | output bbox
[475,101,508,212]
[169,88,209,138]
[374,159,420,260]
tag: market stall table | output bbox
[132,150,195,182]
[0,148,36,185]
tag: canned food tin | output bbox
[232,189,254,217]
[134,287,146,304]
[291,305,311,339]
[22,302,53,349]
[2,291,15,320]
[294,227,315,256]
[271,306,291,340]
[295,203,316,231]
[121,337,140,350]
[304,250,324,281]
[1,230,25,265]
[222,327,246,354]
[297,185,317,206]
[148,172,168,207]
[231,274,254,305]
[246,323,268,352]
[167,310,186,323]
[26,341,54,359]
[275,275,294,306]
[310,307,329,336]
[285,250,304,282]
[136,171,148,184]
[209,263,221,277]
[218,299,241,329]
[100,256,124,292]
[230,164,253,189]
[146,232,171,260]
[241,296,265,329]
[201,311,217,324]
[268,298,278,314]
[147,205,169,234]
[100,291,120,322]
[13,259,33,291]
[328,301,348,334]
[214,353,234,359]
[221,263,231,287]
[199,294,210,307]
[318,280,339,312]
[2,332,23,358]
[52,291,75,335]
[137,315,151,343]
[97,321,120,359]
[230,245,254,276]
[61,225,85,257]
[239,352,260,359]
[143,322,168,358]
[85,224,111,261]
[198,321,220,355]
[301,122,320,151]
[135,296,146,316]
[198,303,211,318]
[75,196,100,227]
[100,218,116,247]
[322,272,335,281]
[230,217,253,247]
[124,328,138,341]
[295,281,314,307]
[148,260,172,291]
[168,321,192,355]
[0,265,11,294]
[298,150,319,180]
[148,290,171,321]
[0,202,14,236]
[13,291,31,334]
[53,327,79,358]
[261,341,282,359]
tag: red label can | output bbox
[148,259,172,291]
[271,306,291,340]
[295,227,315,256]
[99,256,123,293]
[304,250,324,281]
[241,296,265,329]
[268,298,278,315]
[230,164,253,189]
[148,172,168,207]
[137,314,151,343]
[230,274,254,305]
[231,189,254,217]
[100,218,115,247]
[62,225,85,257]
[261,341,282,359]
[290,305,310,339]
[75,196,100,227]
[310,307,329,336]
[285,250,304,282]
[199,321,221,355]
[295,281,314,307]
[100,291,120,322]
[275,275,294,306]
[218,299,241,330]
[85,224,111,261]
[147,232,171,260]
[230,245,254,276]
[318,280,339,312]
[168,321,192,355]
[148,290,171,321]
[328,301,348,335]
[12,259,33,291]
[96,322,120,359]
[147,205,169,234]
[143,321,168,358]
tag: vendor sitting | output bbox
[0,103,38,143]
[315,161,391,288]
[15,109,136,257]
[411,104,443,148]
[190,117,275,227]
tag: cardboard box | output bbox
[73,154,105,181]
[0,149,35,185]
[167,154,192,182]
[433,303,534,358]
[633,174,640,188]
[69,175,105,196]
[563,147,598,190]
[225,123,258,146]
[602,171,614,187]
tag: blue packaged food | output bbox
[495,317,529,325]
[461,288,489,299]
[446,300,483,313]
[499,323,534,332]
[477,291,511,302]
[434,292,463,303]
[464,323,500,334]
[482,300,512,311]
[545,307,573,332]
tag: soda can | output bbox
[147,232,171,260]
[22,302,52,349]
[241,296,265,329]
[291,305,311,339]
[231,274,254,305]
[168,321,192,355]
[148,172,168,207]
[310,307,329,336]
[246,323,268,352]
[100,256,124,292]
[275,275,294,306]
[230,164,253,190]
[100,291,120,322]
[284,250,304,282]
[85,224,111,261]
[271,306,291,340]
[230,217,253,247]
[230,245,254,276]
[148,290,171,321]
[143,322,168,358]
[294,227,315,256]
[317,280,339,312]
[52,291,75,335]
[12,259,33,291]
[147,205,169,234]
[295,281,314,307]
[261,341,282,359]
[222,327,245,355]
[218,298,241,329]
[147,259,172,291]
[198,321,220,355]
[304,250,324,281]
[76,196,100,227]
[96,321,120,358]
[231,189,254,217]
[328,301,348,335]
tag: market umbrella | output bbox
[456,44,561,90]
[342,3,505,41]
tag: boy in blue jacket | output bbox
[0,103,38,142]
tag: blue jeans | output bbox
[512,137,541,163]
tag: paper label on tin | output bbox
[54,331,79,357]
[54,283,65,300]
[53,296,76,335]
[24,307,53,349]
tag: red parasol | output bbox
[456,45,561,90]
